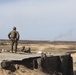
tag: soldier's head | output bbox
[13,27,16,30]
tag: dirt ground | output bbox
[0,42,76,75]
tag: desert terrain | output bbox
[0,40,76,75]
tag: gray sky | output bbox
[0,0,76,41]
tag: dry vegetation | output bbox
[0,40,76,75]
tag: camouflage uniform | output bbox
[8,27,20,53]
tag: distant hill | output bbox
[0,39,76,45]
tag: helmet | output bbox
[13,27,16,30]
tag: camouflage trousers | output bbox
[11,40,18,53]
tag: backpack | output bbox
[11,30,17,38]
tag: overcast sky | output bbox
[0,0,76,41]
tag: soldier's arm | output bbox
[8,32,11,39]
[17,32,20,41]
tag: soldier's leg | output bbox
[11,41,14,53]
[14,41,18,53]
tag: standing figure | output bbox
[8,27,20,53]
